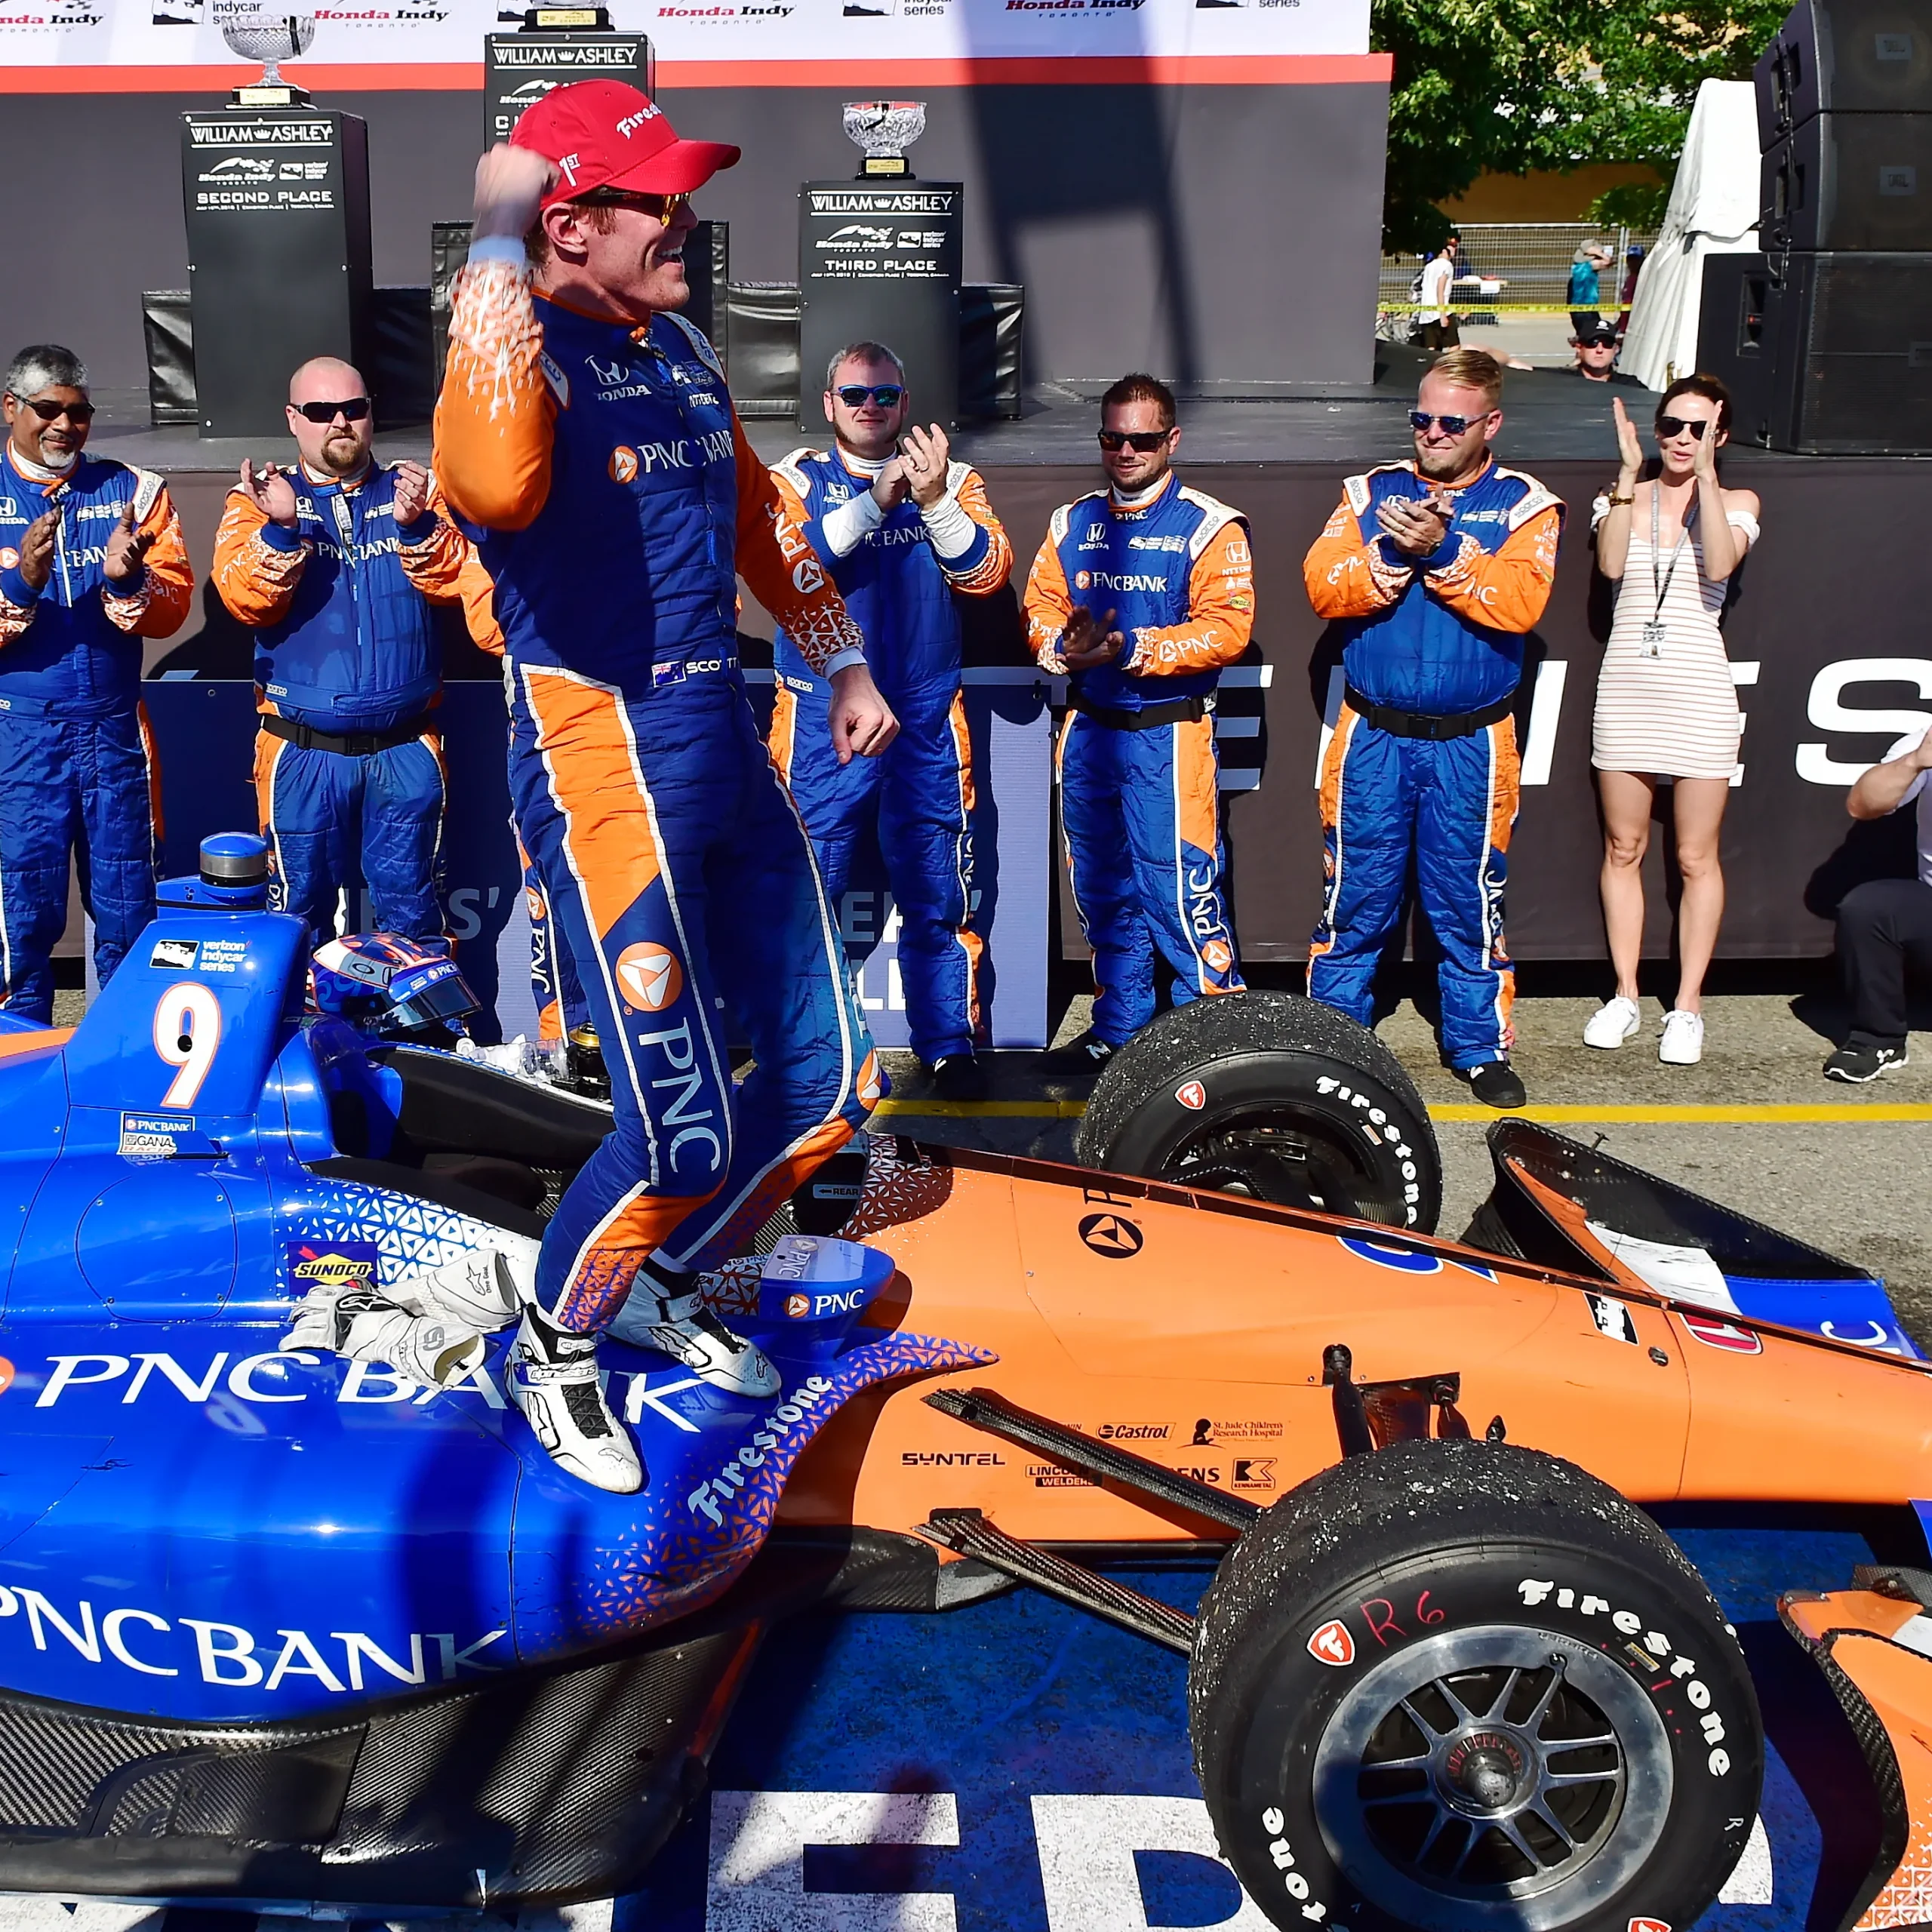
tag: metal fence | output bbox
[1379,222,1661,319]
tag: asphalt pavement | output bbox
[873,987,1932,1348]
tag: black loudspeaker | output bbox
[1697,248,1932,450]
[797,180,962,433]
[483,29,653,149]
[182,109,372,438]
[1755,0,1932,139]
[1762,109,1932,245]
[727,282,804,418]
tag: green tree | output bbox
[1373,0,1786,250]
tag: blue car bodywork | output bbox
[0,876,987,1906]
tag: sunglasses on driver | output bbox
[1098,429,1170,453]
[293,398,372,425]
[835,384,905,408]
[577,187,693,222]
[1655,414,1712,441]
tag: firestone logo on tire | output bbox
[1307,1618,1355,1667]
[614,942,681,1013]
[1175,1078,1206,1111]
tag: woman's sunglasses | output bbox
[1098,429,1170,452]
[1656,414,1712,441]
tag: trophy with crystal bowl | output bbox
[843,100,926,178]
[222,12,316,106]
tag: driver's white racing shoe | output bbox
[608,1287,780,1398]
[507,1309,644,1494]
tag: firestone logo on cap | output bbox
[617,106,661,137]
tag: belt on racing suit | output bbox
[261,712,435,757]
[1343,685,1515,742]
[1070,693,1213,733]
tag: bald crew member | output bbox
[213,356,492,948]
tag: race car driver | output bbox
[435,81,893,1494]
[0,343,193,1023]
[1023,372,1253,1070]
[769,342,1011,1100]
[1303,346,1564,1109]
[213,356,493,951]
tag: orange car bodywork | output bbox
[779,1144,1932,1545]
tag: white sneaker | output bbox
[1659,1009,1705,1066]
[609,1289,780,1398]
[390,1243,534,1332]
[506,1310,644,1494]
[1583,995,1641,1049]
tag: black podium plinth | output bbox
[485,31,654,147]
[183,109,372,438]
[798,180,962,432]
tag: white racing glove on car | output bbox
[281,1281,488,1389]
[387,1237,539,1334]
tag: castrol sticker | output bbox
[1176,1079,1207,1112]
[1307,1619,1355,1667]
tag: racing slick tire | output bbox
[1075,991,1442,1230]
[1189,1438,1763,1932]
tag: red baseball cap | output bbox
[511,80,740,207]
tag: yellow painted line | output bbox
[1429,1103,1932,1124]
[873,1098,1932,1124]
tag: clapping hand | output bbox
[391,460,432,528]
[1060,605,1124,669]
[1375,493,1451,557]
[1612,396,1644,481]
[236,458,298,528]
[900,423,950,508]
[1691,410,1721,483]
[870,456,912,513]
[101,503,155,586]
[14,509,56,592]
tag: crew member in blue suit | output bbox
[1023,372,1255,1073]
[1303,346,1564,1109]
[0,343,195,1023]
[769,342,1012,1100]
[213,356,492,949]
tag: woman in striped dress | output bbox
[1584,375,1761,1066]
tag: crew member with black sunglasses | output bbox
[0,343,194,1022]
[768,341,1012,1101]
[213,356,493,956]
[1303,346,1564,1109]
[1023,371,1254,1072]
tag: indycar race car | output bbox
[0,832,1926,1932]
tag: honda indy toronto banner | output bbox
[0,0,1372,83]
